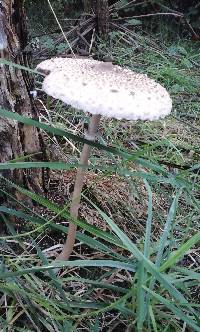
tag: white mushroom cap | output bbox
[37,57,172,121]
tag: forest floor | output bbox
[36,27,200,255]
[1,22,200,332]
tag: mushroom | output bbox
[36,57,172,260]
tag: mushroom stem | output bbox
[57,114,101,261]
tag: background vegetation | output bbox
[0,1,200,331]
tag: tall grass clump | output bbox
[0,6,200,330]
[0,101,199,331]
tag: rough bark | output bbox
[0,0,43,195]
[84,0,109,36]
[83,0,96,13]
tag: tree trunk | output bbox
[83,0,109,36]
[0,0,43,196]
[83,0,95,13]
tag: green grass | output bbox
[0,22,200,332]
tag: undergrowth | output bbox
[0,5,200,332]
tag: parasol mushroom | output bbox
[36,57,172,260]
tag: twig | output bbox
[76,30,91,47]
[110,22,169,58]
[47,0,76,57]
[34,20,95,58]
[110,0,147,11]
[184,18,199,39]
[109,0,137,9]
[152,1,182,15]
[89,28,96,54]
[113,12,183,20]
